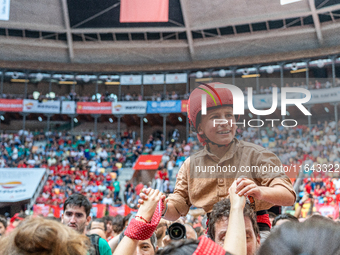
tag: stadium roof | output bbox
[0,0,340,71]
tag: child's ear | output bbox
[197,124,204,135]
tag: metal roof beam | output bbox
[179,0,195,58]
[308,0,324,44]
[61,0,74,62]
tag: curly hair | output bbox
[0,216,89,255]
[207,198,259,241]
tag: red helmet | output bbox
[188,82,234,145]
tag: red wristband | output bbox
[257,214,272,229]
[125,200,165,240]
[135,215,151,224]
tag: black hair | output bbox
[0,215,7,229]
[63,193,92,217]
[156,238,232,255]
[156,239,199,255]
[272,214,298,227]
[119,229,157,251]
[89,218,107,232]
[208,198,258,241]
[111,215,125,233]
[268,211,277,219]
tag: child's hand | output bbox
[235,177,263,200]
[229,181,246,210]
[137,188,151,208]
[136,189,166,222]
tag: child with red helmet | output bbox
[140,82,296,222]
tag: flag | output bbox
[120,0,169,23]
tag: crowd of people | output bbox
[1,186,340,255]
[0,128,188,208]
[1,82,340,254]
[2,77,340,102]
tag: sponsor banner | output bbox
[181,100,188,113]
[23,99,60,113]
[147,100,182,113]
[112,101,147,114]
[0,0,10,21]
[0,99,23,112]
[165,73,187,84]
[316,204,339,219]
[77,102,112,114]
[308,87,340,104]
[109,205,137,216]
[33,204,61,218]
[90,204,106,218]
[143,74,164,84]
[61,101,76,114]
[120,75,142,85]
[248,92,303,109]
[120,0,169,23]
[133,155,163,170]
[0,168,46,202]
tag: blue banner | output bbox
[147,100,182,113]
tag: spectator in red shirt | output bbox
[135,182,144,196]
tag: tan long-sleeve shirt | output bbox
[168,138,296,215]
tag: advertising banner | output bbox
[112,101,147,114]
[181,100,188,113]
[109,205,136,216]
[0,99,23,112]
[147,100,182,113]
[133,155,163,170]
[77,102,112,114]
[0,168,46,202]
[120,75,142,85]
[23,99,60,113]
[143,74,164,84]
[120,0,169,23]
[61,101,76,114]
[90,204,106,218]
[316,204,339,219]
[165,73,187,84]
[0,0,10,21]
[308,87,340,104]
[250,92,303,109]
[33,204,61,218]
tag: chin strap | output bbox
[199,133,232,148]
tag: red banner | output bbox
[133,155,163,170]
[181,100,188,113]
[120,0,169,23]
[33,204,135,218]
[316,204,339,219]
[77,102,112,114]
[91,204,106,218]
[0,99,23,112]
[33,204,61,218]
[109,205,137,216]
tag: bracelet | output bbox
[162,203,168,217]
[299,201,304,207]
[125,200,165,240]
[135,215,151,224]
